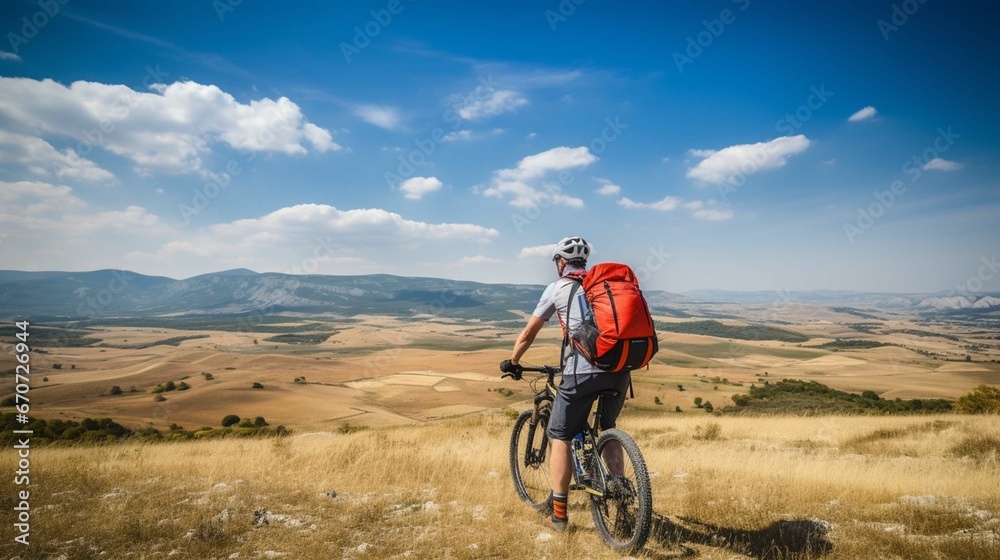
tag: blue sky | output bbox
[0,0,997,293]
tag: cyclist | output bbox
[501,236,631,532]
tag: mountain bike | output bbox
[505,364,653,551]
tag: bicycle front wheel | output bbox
[590,428,653,551]
[509,407,551,509]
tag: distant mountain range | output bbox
[681,289,1000,311]
[0,269,540,322]
[0,269,996,321]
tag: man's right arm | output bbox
[510,315,546,365]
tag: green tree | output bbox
[703,401,714,413]
[694,397,703,408]
[221,414,241,427]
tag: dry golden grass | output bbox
[2,411,999,559]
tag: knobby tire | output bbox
[509,408,552,509]
[590,428,653,551]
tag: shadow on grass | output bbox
[650,513,833,559]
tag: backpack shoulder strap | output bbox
[562,279,581,367]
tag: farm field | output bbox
[3,309,999,432]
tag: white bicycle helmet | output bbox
[552,236,591,263]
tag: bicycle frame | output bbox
[519,365,614,498]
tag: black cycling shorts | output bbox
[547,371,631,441]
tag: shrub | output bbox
[653,396,662,405]
[253,416,268,428]
[703,401,714,413]
[164,381,176,391]
[693,422,721,440]
[956,385,1000,414]
[52,363,62,370]
[252,382,264,389]
[694,397,703,408]
[154,395,166,402]
[109,386,123,395]
[950,435,1000,461]
[221,414,241,427]
[177,381,190,391]
[675,406,682,413]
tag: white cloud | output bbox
[687,148,716,158]
[481,146,596,208]
[399,176,443,200]
[692,208,734,221]
[453,86,528,120]
[848,106,878,122]
[442,128,504,142]
[617,195,734,220]
[353,104,403,130]
[456,255,503,266]
[518,244,557,259]
[617,196,682,211]
[0,131,116,183]
[499,146,597,182]
[130,204,499,275]
[0,180,87,214]
[0,181,173,241]
[442,130,474,142]
[594,178,621,196]
[302,123,339,152]
[922,158,962,171]
[0,77,339,176]
[0,51,21,62]
[686,135,811,185]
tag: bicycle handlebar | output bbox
[500,364,561,381]
[518,365,561,374]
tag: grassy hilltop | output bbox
[2,410,999,559]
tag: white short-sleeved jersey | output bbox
[531,274,603,375]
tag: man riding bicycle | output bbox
[501,236,631,532]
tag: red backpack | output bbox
[565,263,659,372]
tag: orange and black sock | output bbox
[551,492,568,522]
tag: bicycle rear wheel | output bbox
[590,429,653,551]
[509,407,551,508]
